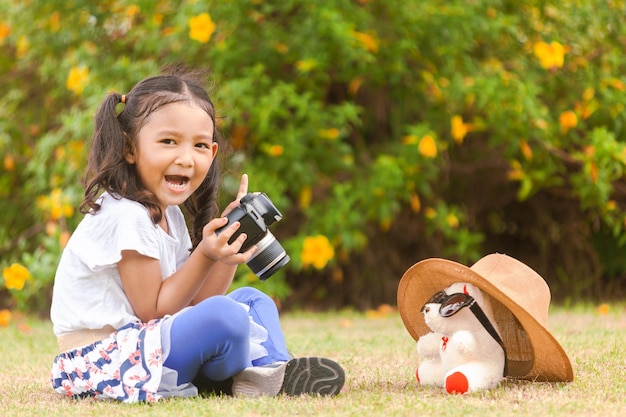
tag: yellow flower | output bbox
[409,192,421,213]
[60,230,71,248]
[583,87,595,101]
[273,42,288,54]
[451,115,471,144]
[49,12,60,32]
[365,304,397,319]
[319,128,340,140]
[126,5,140,17]
[533,41,565,70]
[595,303,609,315]
[446,213,459,229]
[608,78,625,91]
[0,309,11,327]
[589,161,598,183]
[534,118,548,130]
[267,144,284,156]
[559,110,578,134]
[63,203,74,218]
[51,205,63,221]
[299,186,312,209]
[520,139,533,160]
[46,221,58,236]
[340,318,353,328]
[584,145,595,158]
[3,263,31,291]
[0,22,10,44]
[418,135,437,158]
[507,160,525,181]
[295,59,318,72]
[16,35,29,58]
[66,66,89,95]
[4,154,14,171]
[348,76,364,96]
[301,235,335,269]
[37,188,74,221]
[606,200,617,211]
[162,26,176,36]
[189,13,216,43]
[351,31,379,53]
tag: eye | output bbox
[195,142,211,149]
[160,138,176,145]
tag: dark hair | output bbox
[81,67,221,249]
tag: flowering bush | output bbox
[1,0,626,313]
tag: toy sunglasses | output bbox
[420,291,509,376]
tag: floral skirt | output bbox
[50,320,164,403]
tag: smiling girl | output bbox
[49,68,344,402]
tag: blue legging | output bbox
[162,287,290,385]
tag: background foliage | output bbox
[1,0,626,315]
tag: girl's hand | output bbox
[201,174,256,264]
[200,217,256,264]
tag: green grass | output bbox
[1,305,625,416]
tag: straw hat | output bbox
[397,253,573,382]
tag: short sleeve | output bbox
[69,196,161,271]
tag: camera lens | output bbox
[246,232,290,280]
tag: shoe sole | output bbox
[279,357,345,396]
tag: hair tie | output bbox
[121,94,126,104]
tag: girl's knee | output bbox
[196,296,250,338]
[229,287,274,307]
[229,286,263,299]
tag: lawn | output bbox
[0,304,624,416]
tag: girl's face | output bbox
[126,102,218,213]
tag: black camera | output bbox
[216,192,290,280]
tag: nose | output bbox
[175,146,194,167]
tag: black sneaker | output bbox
[232,357,345,397]
[279,357,345,397]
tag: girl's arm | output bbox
[192,174,250,303]
[118,218,253,322]
[118,175,254,322]
[191,262,238,304]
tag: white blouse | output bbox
[50,193,191,337]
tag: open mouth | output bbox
[165,175,190,190]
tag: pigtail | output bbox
[80,93,127,213]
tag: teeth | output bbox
[166,176,189,189]
[168,181,186,189]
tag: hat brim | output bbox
[397,257,573,382]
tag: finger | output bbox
[240,244,258,261]
[204,217,229,234]
[228,232,248,252]
[223,242,256,265]
[236,173,249,200]
[218,221,242,241]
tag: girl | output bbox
[49,68,344,402]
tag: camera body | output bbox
[217,192,290,280]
